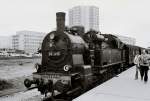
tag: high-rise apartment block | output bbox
[69,6,99,32]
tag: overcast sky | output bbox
[0,0,150,47]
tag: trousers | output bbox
[140,66,149,82]
[135,65,139,79]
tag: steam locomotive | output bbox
[24,12,142,100]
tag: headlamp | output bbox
[50,33,55,40]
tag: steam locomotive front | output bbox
[24,12,87,95]
[41,31,72,72]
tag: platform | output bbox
[73,66,150,101]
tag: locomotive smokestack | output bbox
[56,12,65,32]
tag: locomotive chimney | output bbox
[56,12,65,32]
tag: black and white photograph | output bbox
[0,0,150,101]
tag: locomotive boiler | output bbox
[24,12,142,100]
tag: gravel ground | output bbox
[0,58,41,79]
[0,89,43,101]
[0,58,60,101]
[0,58,41,97]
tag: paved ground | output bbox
[73,66,150,101]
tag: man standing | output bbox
[134,51,140,80]
[139,50,150,83]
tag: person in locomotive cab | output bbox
[134,51,140,80]
[139,49,150,82]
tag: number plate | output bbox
[49,51,60,56]
[41,74,60,79]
